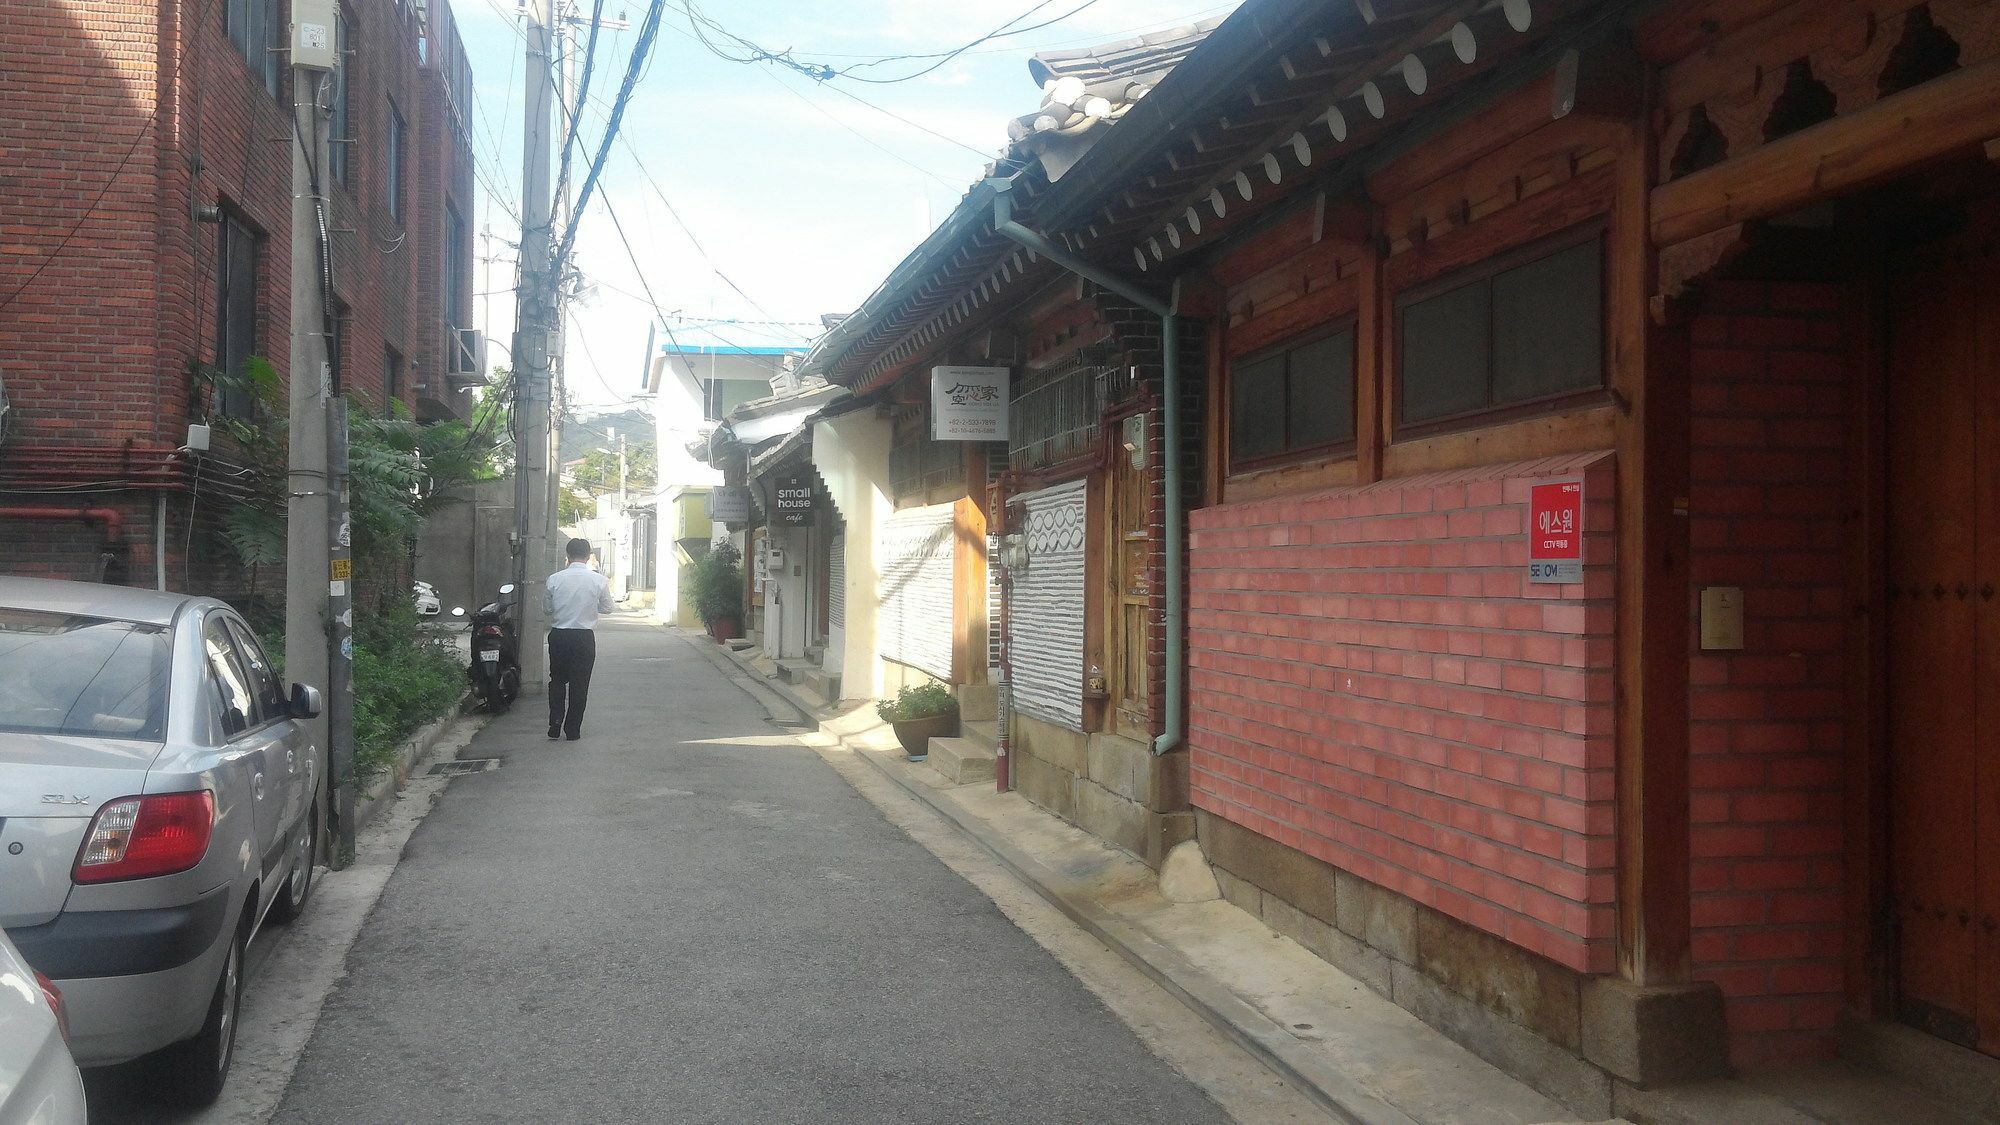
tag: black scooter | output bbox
[453,583,521,713]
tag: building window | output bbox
[1229,325,1356,469]
[225,0,281,96]
[445,204,469,328]
[1396,229,1604,432]
[330,8,353,186]
[386,99,407,223]
[215,215,260,419]
[385,346,403,402]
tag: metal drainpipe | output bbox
[988,178,1184,757]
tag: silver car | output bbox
[0,578,322,1107]
[0,925,86,1125]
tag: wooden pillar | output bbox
[1356,237,1387,486]
[1614,104,1694,985]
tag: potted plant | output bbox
[876,681,960,762]
[693,541,745,643]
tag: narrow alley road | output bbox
[268,619,1232,1124]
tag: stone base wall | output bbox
[1197,810,1727,1116]
[1012,713,1193,869]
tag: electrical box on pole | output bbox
[290,0,339,70]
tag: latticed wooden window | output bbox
[889,406,966,499]
[1008,348,1139,472]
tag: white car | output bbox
[413,581,441,617]
[0,927,86,1125]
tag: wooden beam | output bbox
[1651,57,2000,247]
[1614,102,1694,985]
[1355,239,1385,485]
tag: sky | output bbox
[454,0,1241,424]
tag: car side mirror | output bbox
[290,683,323,720]
[451,606,466,617]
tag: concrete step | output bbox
[775,658,814,685]
[956,683,998,722]
[927,736,996,785]
[960,719,1000,755]
[801,669,841,707]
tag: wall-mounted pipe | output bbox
[987,177,1185,758]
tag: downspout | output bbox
[987,178,1184,757]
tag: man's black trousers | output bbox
[547,628,597,738]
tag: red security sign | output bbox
[1528,479,1583,584]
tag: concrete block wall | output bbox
[1186,452,1619,974]
[1685,278,1851,1067]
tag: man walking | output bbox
[544,538,615,741]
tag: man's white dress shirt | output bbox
[544,562,615,630]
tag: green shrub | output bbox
[693,540,744,628]
[876,680,957,724]
[351,596,466,780]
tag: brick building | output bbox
[802,0,2000,1115]
[0,0,479,593]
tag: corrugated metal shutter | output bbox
[828,533,846,629]
[878,503,956,681]
[1010,479,1088,730]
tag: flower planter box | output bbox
[890,711,959,761]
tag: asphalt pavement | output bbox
[269,619,1230,1124]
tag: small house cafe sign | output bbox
[1527,479,1584,584]
[774,473,814,526]
[931,366,1010,441]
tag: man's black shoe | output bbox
[565,733,581,741]
[548,731,561,741]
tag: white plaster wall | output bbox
[811,411,892,701]
[761,522,813,660]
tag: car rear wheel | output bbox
[267,805,317,924]
[158,924,244,1107]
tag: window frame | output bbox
[330,6,355,186]
[385,344,404,402]
[1392,222,1609,440]
[1227,319,1360,475]
[224,0,282,97]
[203,615,261,741]
[224,617,290,727]
[215,213,260,420]
[386,97,408,224]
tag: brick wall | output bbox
[1685,278,1850,1067]
[1188,451,1618,974]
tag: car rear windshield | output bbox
[0,609,171,741]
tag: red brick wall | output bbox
[1188,451,1618,973]
[1685,278,1850,1067]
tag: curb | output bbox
[353,703,482,834]
[850,746,1414,1125]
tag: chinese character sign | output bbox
[1527,479,1584,584]
[931,366,1010,441]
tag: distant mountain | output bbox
[562,407,653,462]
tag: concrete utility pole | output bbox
[285,12,336,802]
[513,0,556,692]
[326,400,355,860]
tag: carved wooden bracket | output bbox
[1654,222,1753,325]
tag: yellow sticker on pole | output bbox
[330,559,353,581]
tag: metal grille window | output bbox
[1230,325,1356,470]
[1397,229,1604,432]
[890,409,965,499]
[1009,352,1137,471]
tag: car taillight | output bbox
[33,970,68,1042]
[73,791,215,884]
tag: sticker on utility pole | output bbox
[1528,480,1584,583]
[931,366,1010,441]
[330,558,353,581]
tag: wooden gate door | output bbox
[1886,220,1999,1054]
[1105,420,1151,739]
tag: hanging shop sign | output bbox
[774,473,814,526]
[1527,479,1584,584]
[931,366,1010,441]
[708,486,750,523]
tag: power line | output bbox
[612,132,787,321]
[759,67,962,189]
[813,78,999,161]
[551,0,666,277]
[550,0,607,215]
